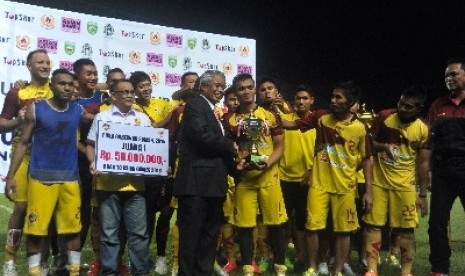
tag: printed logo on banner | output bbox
[61,17,81,33]
[129,51,142,64]
[4,11,35,22]
[37,38,58,54]
[0,36,11,44]
[149,32,161,45]
[3,57,27,66]
[64,42,76,55]
[59,61,74,72]
[223,63,233,75]
[81,43,93,57]
[15,35,31,51]
[166,33,182,48]
[237,64,252,75]
[187,37,197,50]
[146,53,163,67]
[165,73,181,87]
[87,21,98,35]
[40,15,55,29]
[168,56,178,69]
[102,65,110,77]
[99,49,124,59]
[103,24,114,38]
[201,39,210,51]
[239,46,250,57]
[183,57,192,70]
[121,30,145,40]
[216,44,235,53]
[148,72,160,85]
[198,62,218,70]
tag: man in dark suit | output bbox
[173,70,236,276]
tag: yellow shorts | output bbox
[170,196,178,209]
[223,184,235,222]
[306,187,359,232]
[233,182,287,227]
[12,154,30,202]
[363,185,418,229]
[24,177,81,236]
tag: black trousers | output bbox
[428,156,465,274]
[177,195,225,276]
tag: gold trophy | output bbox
[357,103,376,129]
[239,113,268,165]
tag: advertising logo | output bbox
[237,64,252,75]
[3,57,27,66]
[61,17,81,33]
[15,35,31,50]
[146,53,163,67]
[103,24,114,38]
[64,41,76,55]
[37,37,58,54]
[166,33,182,48]
[239,46,250,57]
[148,71,160,85]
[216,44,236,53]
[183,57,192,70]
[165,73,181,87]
[187,37,197,50]
[129,50,142,64]
[149,32,161,45]
[40,15,55,29]
[198,62,218,70]
[168,56,178,69]
[87,21,98,35]
[81,43,93,57]
[99,49,124,59]
[59,61,74,72]
[222,63,233,75]
[4,11,34,22]
[121,30,145,39]
[0,36,11,44]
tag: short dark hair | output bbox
[257,77,279,91]
[129,71,151,87]
[224,86,234,100]
[401,85,427,106]
[26,49,48,65]
[446,57,465,70]
[232,73,254,92]
[107,68,124,79]
[109,79,133,93]
[334,80,361,107]
[73,58,95,75]
[51,68,75,83]
[181,71,199,84]
[294,84,314,97]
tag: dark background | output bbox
[14,0,465,111]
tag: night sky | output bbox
[16,0,465,112]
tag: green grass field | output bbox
[1,195,464,275]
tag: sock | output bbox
[5,229,22,261]
[67,250,81,265]
[365,226,381,272]
[398,230,415,275]
[222,223,236,261]
[172,224,179,269]
[28,253,41,268]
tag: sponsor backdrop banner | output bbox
[0,0,256,191]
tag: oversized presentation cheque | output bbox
[95,121,169,176]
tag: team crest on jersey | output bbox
[40,14,55,29]
[187,37,197,49]
[149,32,161,45]
[64,41,75,55]
[87,21,98,35]
[81,43,93,57]
[183,57,192,70]
[102,123,110,131]
[15,35,31,50]
[148,71,160,85]
[201,39,210,50]
[239,46,250,57]
[168,56,178,68]
[103,23,114,38]
[223,63,233,75]
[129,50,142,64]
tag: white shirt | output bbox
[199,94,224,135]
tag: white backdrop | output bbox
[0,0,256,191]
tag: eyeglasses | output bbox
[112,90,135,96]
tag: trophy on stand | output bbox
[237,113,268,166]
[357,103,376,129]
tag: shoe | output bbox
[364,270,378,276]
[118,262,130,276]
[154,256,168,274]
[86,259,101,276]
[223,259,237,273]
[384,254,400,268]
[334,273,343,276]
[317,262,329,275]
[40,263,49,276]
[3,261,19,276]
[430,273,449,276]
[252,259,262,274]
[29,265,41,276]
[343,262,356,276]
[242,264,254,276]
[171,266,178,276]
[302,267,317,276]
[213,261,229,276]
[274,264,287,276]
[68,264,80,276]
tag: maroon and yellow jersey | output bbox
[372,109,431,191]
